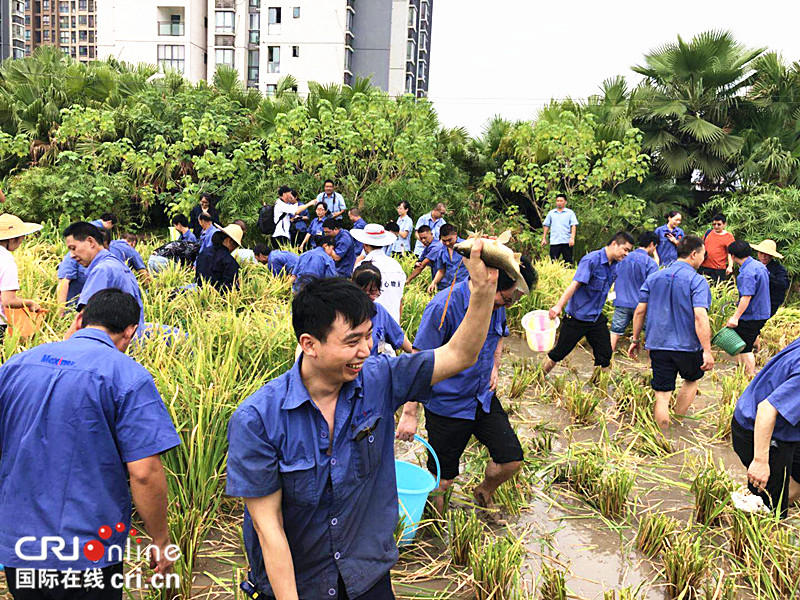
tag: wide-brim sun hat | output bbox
[750,239,784,259]
[0,214,43,241]
[351,223,397,247]
[219,224,244,248]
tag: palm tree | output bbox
[631,30,765,188]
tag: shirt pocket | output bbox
[279,457,317,509]
[588,274,608,293]
[348,415,383,481]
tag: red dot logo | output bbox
[115,522,125,533]
[83,540,104,562]
[98,525,112,540]
[135,538,142,544]
[130,528,138,536]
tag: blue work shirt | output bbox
[333,229,356,277]
[179,229,198,243]
[543,208,579,245]
[195,225,220,278]
[109,240,146,272]
[413,213,446,256]
[316,192,346,218]
[90,219,104,229]
[393,215,413,253]
[639,261,711,352]
[226,351,435,599]
[268,250,299,276]
[80,250,146,335]
[0,328,180,570]
[57,253,87,305]
[566,248,618,322]
[307,217,326,247]
[292,247,338,293]
[199,225,218,254]
[420,240,443,280]
[371,303,405,356]
[294,209,310,233]
[734,336,800,441]
[614,248,658,309]
[655,225,685,267]
[413,282,509,419]
[434,240,468,291]
[351,219,367,255]
[737,257,771,321]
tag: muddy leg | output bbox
[673,379,699,419]
[473,460,522,508]
[654,391,672,429]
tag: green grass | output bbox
[636,511,680,558]
[662,529,711,600]
[538,563,568,600]
[468,533,525,600]
[447,509,485,567]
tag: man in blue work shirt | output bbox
[348,208,367,255]
[63,222,146,338]
[654,211,685,267]
[406,226,442,286]
[731,336,800,517]
[610,231,659,351]
[316,179,347,220]
[428,223,467,293]
[267,249,299,276]
[109,233,150,284]
[543,232,634,376]
[90,212,117,231]
[628,236,714,428]
[290,237,339,293]
[407,257,537,515]
[412,203,447,257]
[172,214,198,243]
[541,194,579,263]
[195,212,221,282]
[0,289,180,598]
[226,241,500,600]
[323,218,356,278]
[727,240,772,377]
[56,253,87,312]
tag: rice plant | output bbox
[636,511,680,558]
[538,563,567,600]
[508,358,543,399]
[714,370,750,439]
[448,509,485,567]
[564,381,601,424]
[468,533,525,600]
[662,529,712,600]
[568,445,635,518]
[702,573,736,600]
[691,461,734,527]
[527,423,555,456]
[603,587,645,600]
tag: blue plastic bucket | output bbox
[395,435,440,545]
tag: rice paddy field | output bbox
[3,227,800,600]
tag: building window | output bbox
[293,6,300,18]
[78,15,87,25]
[248,49,259,82]
[79,30,87,41]
[292,45,299,57]
[344,48,352,72]
[158,44,186,72]
[215,48,235,67]
[406,40,416,62]
[420,31,428,50]
[78,0,86,9]
[421,1,429,20]
[42,0,49,7]
[249,0,260,6]
[249,30,260,44]
[42,30,50,40]
[268,7,281,23]
[346,10,353,33]
[215,11,235,34]
[267,46,279,72]
[59,31,69,43]
[407,5,417,27]
[79,46,88,57]
[405,74,414,94]
[42,15,50,25]
[266,84,277,96]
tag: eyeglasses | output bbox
[499,289,521,306]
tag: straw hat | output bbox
[0,214,43,241]
[749,239,784,259]
[350,223,397,247]
[219,224,243,248]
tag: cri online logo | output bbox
[83,522,142,562]
[16,522,149,563]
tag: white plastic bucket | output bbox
[521,310,560,352]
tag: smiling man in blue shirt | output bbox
[543,232,634,376]
[0,289,180,598]
[428,224,467,293]
[628,236,714,428]
[610,231,659,351]
[731,336,800,517]
[541,194,579,263]
[727,240,772,377]
[226,241,499,600]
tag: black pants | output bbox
[731,417,800,518]
[549,243,573,263]
[263,572,394,600]
[698,266,727,284]
[5,564,123,600]
[548,314,613,367]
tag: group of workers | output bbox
[0,186,798,600]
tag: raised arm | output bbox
[246,492,299,600]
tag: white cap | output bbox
[350,223,397,247]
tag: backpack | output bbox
[258,203,276,236]
[153,241,199,266]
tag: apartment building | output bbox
[23,0,97,62]
[0,0,26,60]
[96,0,207,81]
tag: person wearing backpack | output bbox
[262,186,319,249]
[699,213,734,283]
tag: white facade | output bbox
[207,0,351,96]
[97,0,208,83]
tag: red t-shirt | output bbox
[702,230,735,269]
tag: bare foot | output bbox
[473,486,493,509]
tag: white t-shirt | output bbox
[363,249,406,323]
[0,245,20,322]
[273,200,297,240]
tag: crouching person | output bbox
[732,336,800,518]
[226,240,499,599]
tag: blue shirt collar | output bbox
[742,256,753,269]
[599,248,610,265]
[72,327,117,349]
[281,357,363,410]
[671,260,695,272]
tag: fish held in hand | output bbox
[454,230,535,295]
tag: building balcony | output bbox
[215,26,235,34]
[158,21,185,36]
[215,0,235,8]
